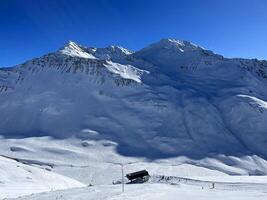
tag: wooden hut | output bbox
[126,170,150,183]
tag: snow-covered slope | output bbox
[0,155,84,199]
[1,39,267,197]
[8,180,267,200]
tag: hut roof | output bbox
[126,170,149,180]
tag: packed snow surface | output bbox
[7,181,267,200]
[0,156,84,199]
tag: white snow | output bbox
[1,38,267,199]
[0,156,85,199]
[7,182,267,200]
[93,45,133,61]
[109,45,132,55]
[238,94,267,109]
[0,136,267,199]
[59,41,97,59]
[103,60,148,83]
[139,38,205,54]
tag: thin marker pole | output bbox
[122,164,124,192]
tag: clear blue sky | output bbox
[1,0,267,67]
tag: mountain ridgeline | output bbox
[1,39,267,160]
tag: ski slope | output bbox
[7,180,267,200]
[0,156,84,199]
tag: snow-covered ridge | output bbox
[17,54,143,86]
[18,41,140,85]
[59,41,97,59]
[59,41,133,61]
[93,45,133,61]
[147,38,205,52]
[55,39,266,81]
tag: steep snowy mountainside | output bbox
[103,60,148,83]
[1,38,267,176]
[233,58,267,80]
[18,51,144,86]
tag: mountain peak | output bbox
[66,40,78,47]
[150,38,204,52]
[57,41,133,61]
[61,40,83,51]
[133,38,212,68]
[59,41,97,59]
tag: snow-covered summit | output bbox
[59,41,97,59]
[132,38,219,72]
[146,38,204,52]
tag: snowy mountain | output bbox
[1,38,267,198]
